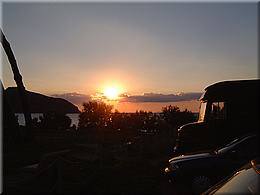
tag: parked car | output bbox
[174,79,260,154]
[203,159,260,194]
[164,134,258,194]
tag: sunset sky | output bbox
[1,2,258,112]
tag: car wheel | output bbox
[191,175,211,194]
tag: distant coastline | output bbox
[7,87,200,118]
[74,99,200,113]
[5,87,80,113]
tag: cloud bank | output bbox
[120,92,202,103]
[52,92,202,107]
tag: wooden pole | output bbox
[1,29,33,140]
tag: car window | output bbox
[198,101,207,122]
[208,102,226,120]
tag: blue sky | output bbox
[1,2,258,96]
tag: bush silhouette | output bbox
[162,105,196,129]
[39,112,72,130]
[78,101,113,130]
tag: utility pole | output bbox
[1,29,33,140]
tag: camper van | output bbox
[174,79,260,154]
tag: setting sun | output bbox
[104,86,121,100]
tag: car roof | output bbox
[200,79,260,101]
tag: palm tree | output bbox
[1,29,33,140]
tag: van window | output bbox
[209,102,226,120]
[198,102,207,122]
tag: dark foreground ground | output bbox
[3,129,181,195]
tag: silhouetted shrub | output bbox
[162,105,196,129]
[39,112,71,130]
[78,101,113,130]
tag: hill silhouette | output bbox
[5,87,80,113]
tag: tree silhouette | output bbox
[162,105,196,128]
[110,109,125,131]
[39,112,72,130]
[78,101,113,130]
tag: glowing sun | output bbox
[104,86,121,100]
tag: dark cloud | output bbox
[118,93,129,98]
[52,92,202,105]
[119,92,202,103]
[51,93,90,106]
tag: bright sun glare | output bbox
[104,86,120,100]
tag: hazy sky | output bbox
[1,2,258,96]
